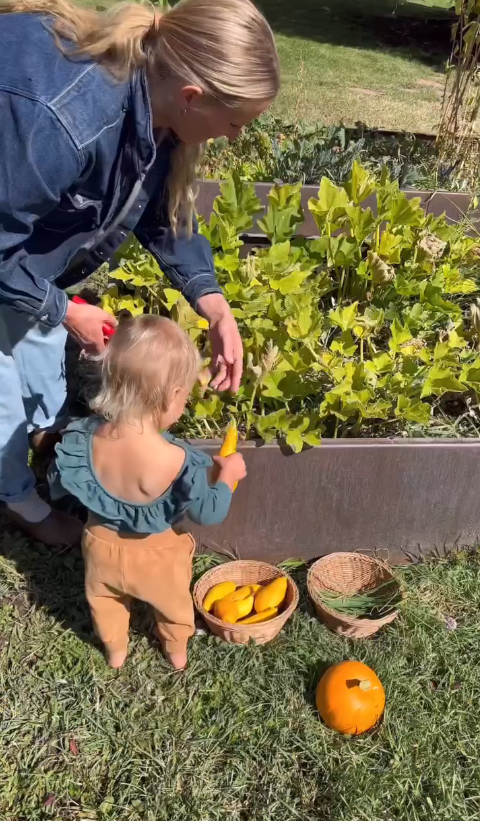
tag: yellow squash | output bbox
[220,419,238,491]
[238,606,278,624]
[254,577,288,613]
[214,594,254,623]
[221,584,259,603]
[203,581,236,612]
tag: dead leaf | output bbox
[418,232,447,262]
[368,251,395,284]
[69,739,79,756]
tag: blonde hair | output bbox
[2,0,280,232]
[90,314,200,426]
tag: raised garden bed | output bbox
[195,180,479,239]
[202,117,464,192]
[189,437,480,563]
[101,168,480,562]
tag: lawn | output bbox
[78,0,454,134]
[259,0,453,133]
[82,0,453,132]
[1,526,480,821]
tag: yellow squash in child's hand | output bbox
[238,606,278,624]
[220,419,238,491]
[254,577,288,613]
[203,581,236,612]
[214,594,254,623]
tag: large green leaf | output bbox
[345,205,377,244]
[257,182,304,243]
[214,172,262,233]
[387,194,424,229]
[461,360,480,391]
[421,364,467,398]
[329,236,361,268]
[329,302,359,331]
[378,231,404,263]
[308,178,349,230]
[344,160,377,205]
[420,281,461,317]
[331,330,357,356]
[389,319,413,354]
[194,395,224,419]
[395,395,431,424]
[269,269,311,295]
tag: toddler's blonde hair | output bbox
[90,314,200,426]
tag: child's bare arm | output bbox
[186,454,246,525]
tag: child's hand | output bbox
[213,453,247,491]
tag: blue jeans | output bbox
[0,305,68,503]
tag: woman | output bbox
[0,0,279,545]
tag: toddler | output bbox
[51,314,246,670]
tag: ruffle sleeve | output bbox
[52,423,232,533]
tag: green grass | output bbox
[83,0,453,133]
[1,526,480,821]
[259,0,453,133]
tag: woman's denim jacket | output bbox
[0,13,221,327]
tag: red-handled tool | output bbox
[71,295,116,340]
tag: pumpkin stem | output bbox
[358,680,371,691]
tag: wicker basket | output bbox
[194,560,299,645]
[307,552,400,638]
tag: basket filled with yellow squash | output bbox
[194,560,299,645]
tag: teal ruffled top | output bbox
[50,417,232,534]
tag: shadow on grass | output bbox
[0,519,161,656]
[258,0,453,70]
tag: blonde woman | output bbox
[0,0,279,545]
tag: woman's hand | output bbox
[63,300,117,356]
[197,293,243,392]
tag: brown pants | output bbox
[82,518,196,656]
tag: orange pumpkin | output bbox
[316,661,385,735]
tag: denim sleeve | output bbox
[187,481,233,526]
[0,92,83,326]
[134,197,222,311]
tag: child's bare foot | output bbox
[165,651,187,671]
[106,649,128,669]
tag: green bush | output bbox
[202,115,460,192]
[103,163,480,449]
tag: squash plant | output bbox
[103,163,480,451]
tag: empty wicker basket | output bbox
[307,552,400,638]
[194,560,299,645]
